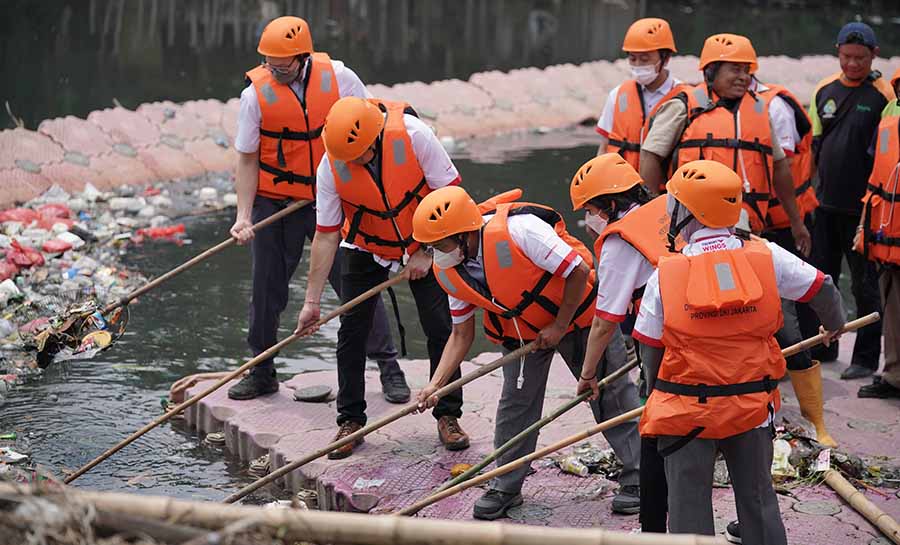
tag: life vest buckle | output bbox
[696,383,708,404]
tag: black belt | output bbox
[677,136,773,156]
[655,375,778,404]
[259,161,314,186]
[609,138,641,153]
[259,126,323,141]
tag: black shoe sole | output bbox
[473,495,523,520]
[227,388,278,400]
[611,504,641,515]
[383,392,411,404]
[442,438,471,451]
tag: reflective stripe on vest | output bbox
[332,99,429,260]
[639,240,785,441]
[246,52,339,200]
[606,80,645,171]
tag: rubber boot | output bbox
[788,361,838,448]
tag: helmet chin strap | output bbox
[667,201,694,252]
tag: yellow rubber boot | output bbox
[788,361,838,448]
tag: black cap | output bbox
[836,22,877,48]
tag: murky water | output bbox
[0,142,601,499]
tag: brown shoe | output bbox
[437,416,470,451]
[327,421,364,460]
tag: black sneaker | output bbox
[227,372,278,400]
[380,371,411,404]
[473,489,523,520]
[840,364,875,380]
[611,484,641,514]
[725,520,741,543]
[858,376,900,399]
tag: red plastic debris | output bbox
[0,208,39,224]
[143,186,161,196]
[36,203,72,219]
[19,316,49,335]
[6,240,45,268]
[136,223,186,240]
[0,261,18,281]
[42,239,73,253]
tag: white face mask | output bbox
[433,246,465,269]
[630,63,660,86]
[585,211,608,234]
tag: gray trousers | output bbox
[492,327,641,493]
[659,427,787,545]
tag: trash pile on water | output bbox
[0,174,238,401]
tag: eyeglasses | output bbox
[265,58,298,76]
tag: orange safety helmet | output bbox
[570,153,644,210]
[258,16,313,57]
[698,33,758,73]
[666,160,743,228]
[622,18,677,53]
[322,98,385,162]
[412,186,484,244]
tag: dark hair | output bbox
[703,62,720,84]
[586,184,650,221]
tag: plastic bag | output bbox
[0,262,18,282]
[36,203,72,219]
[42,239,73,254]
[0,208,38,224]
[6,241,44,268]
[136,224,186,240]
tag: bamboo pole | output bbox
[397,356,640,516]
[0,483,724,545]
[64,273,404,484]
[102,199,311,314]
[223,341,538,504]
[397,312,881,515]
[823,470,900,545]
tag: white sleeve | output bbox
[768,95,801,153]
[449,294,477,325]
[507,216,583,278]
[406,115,460,188]
[633,270,664,347]
[594,236,655,322]
[314,156,345,230]
[234,84,262,154]
[767,242,825,302]
[333,60,372,99]
[596,86,619,136]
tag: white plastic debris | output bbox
[0,447,27,463]
[81,182,102,202]
[57,231,85,249]
[50,222,69,235]
[223,193,238,206]
[148,195,173,208]
[137,206,156,218]
[39,184,71,204]
[352,478,386,489]
[198,187,218,201]
[771,439,798,478]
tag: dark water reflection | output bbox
[0,144,600,498]
[2,0,898,129]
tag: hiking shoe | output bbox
[473,489,523,520]
[725,520,741,543]
[380,371,411,404]
[327,421,364,460]
[840,364,875,380]
[611,485,641,514]
[858,376,900,399]
[227,372,278,400]
[437,416,470,451]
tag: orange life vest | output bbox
[433,203,596,347]
[862,112,900,265]
[606,80,646,171]
[639,239,785,441]
[593,196,678,314]
[246,52,340,200]
[671,85,775,233]
[331,99,429,261]
[758,84,819,230]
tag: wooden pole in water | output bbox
[396,312,882,515]
[396,356,641,516]
[102,199,311,314]
[823,469,900,545]
[64,272,403,484]
[0,483,725,545]
[222,341,538,504]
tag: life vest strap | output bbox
[608,138,641,153]
[768,178,813,207]
[655,375,778,404]
[259,126,324,141]
[677,136,773,156]
[342,177,428,250]
[867,182,900,201]
[657,427,705,458]
[259,161,315,186]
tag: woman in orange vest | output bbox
[569,153,676,531]
[412,186,642,520]
[596,18,680,172]
[640,33,811,250]
[857,68,900,400]
[296,97,470,459]
[228,16,407,403]
[633,160,845,543]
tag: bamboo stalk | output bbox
[397,357,640,516]
[823,470,900,544]
[780,312,879,358]
[0,483,724,545]
[64,273,404,484]
[102,199,311,314]
[223,341,538,504]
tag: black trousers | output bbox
[248,196,399,376]
[336,248,461,425]
[797,208,882,368]
[763,217,814,371]
[640,436,668,532]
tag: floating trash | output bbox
[204,432,226,446]
[558,455,589,477]
[296,488,318,509]
[0,446,29,464]
[249,454,270,477]
[450,463,472,478]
